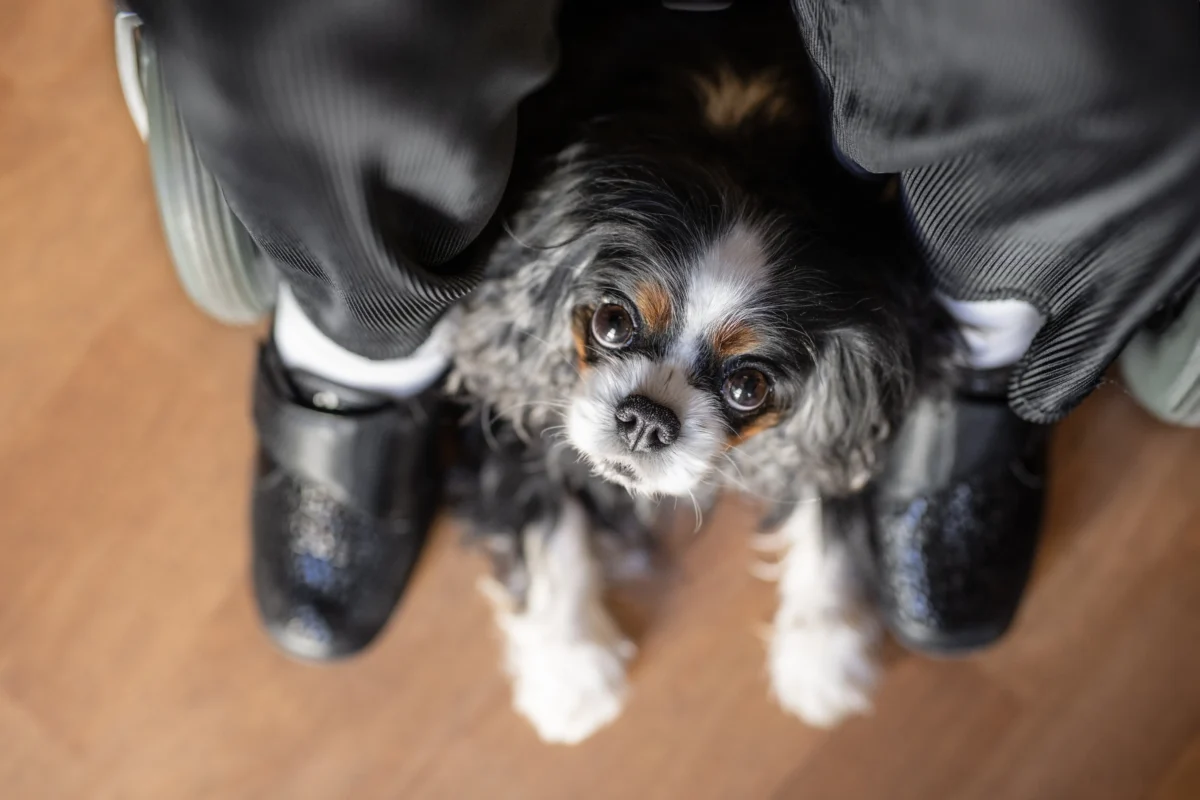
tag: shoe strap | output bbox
[253,344,433,513]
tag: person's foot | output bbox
[250,340,441,660]
[864,367,1048,655]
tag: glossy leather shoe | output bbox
[251,341,440,660]
[865,367,1049,655]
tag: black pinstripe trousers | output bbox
[132,0,1200,423]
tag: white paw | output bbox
[768,615,879,728]
[483,500,633,745]
[508,634,632,745]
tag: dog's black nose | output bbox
[615,395,680,453]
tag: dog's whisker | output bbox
[687,489,703,534]
[503,399,572,410]
[711,461,815,507]
[719,451,750,484]
[496,399,571,420]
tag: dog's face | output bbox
[565,217,822,496]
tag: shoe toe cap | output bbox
[872,474,1044,656]
[251,468,427,662]
[259,600,380,662]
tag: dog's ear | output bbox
[470,222,594,349]
[779,326,913,492]
[464,152,598,348]
[447,189,597,430]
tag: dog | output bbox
[442,1,956,744]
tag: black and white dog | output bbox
[444,1,955,744]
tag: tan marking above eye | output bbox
[634,281,673,332]
[711,320,761,359]
[727,410,783,447]
[692,65,792,129]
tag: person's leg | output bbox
[131,0,560,658]
[795,0,1200,420]
[792,0,1200,651]
[132,0,559,359]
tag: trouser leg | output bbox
[130,0,561,360]
[793,0,1200,422]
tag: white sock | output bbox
[939,296,1044,370]
[273,285,451,398]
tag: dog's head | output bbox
[559,186,922,498]
[452,63,941,499]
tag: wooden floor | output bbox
[3,3,1200,799]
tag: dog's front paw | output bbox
[509,635,631,745]
[768,615,879,728]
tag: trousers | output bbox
[131,0,1200,423]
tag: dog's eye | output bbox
[591,303,636,349]
[723,367,769,412]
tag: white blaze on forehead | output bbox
[674,223,771,363]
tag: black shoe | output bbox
[251,341,441,660]
[865,367,1049,655]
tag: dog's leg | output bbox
[480,496,634,744]
[764,495,880,727]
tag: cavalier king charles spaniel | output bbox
[443,0,956,744]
